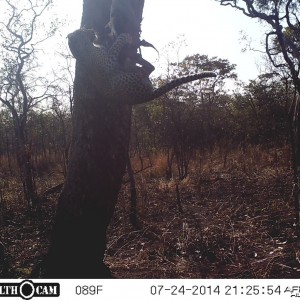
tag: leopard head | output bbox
[67,29,96,59]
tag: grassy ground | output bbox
[0,146,300,278]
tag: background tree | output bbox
[0,109,15,175]
[133,54,236,179]
[0,0,56,208]
[216,0,300,234]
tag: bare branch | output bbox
[217,0,300,94]
[286,0,299,31]
[220,0,253,17]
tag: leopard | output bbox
[67,29,216,105]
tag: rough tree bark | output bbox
[44,0,135,278]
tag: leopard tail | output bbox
[149,71,216,101]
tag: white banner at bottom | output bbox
[0,279,299,300]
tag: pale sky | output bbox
[0,0,267,86]
[54,0,266,84]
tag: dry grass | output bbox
[0,145,299,278]
[106,174,299,278]
[106,146,300,278]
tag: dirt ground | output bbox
[107,167,299,278]
[1,149,300,278]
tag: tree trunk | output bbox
[127,152,139,229]
[44,0,136,278]
[4,127,13,175]
[14,121,38,209]
[289,94,300,238]
[42,0,213,278]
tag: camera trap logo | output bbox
[0,280,60,300]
